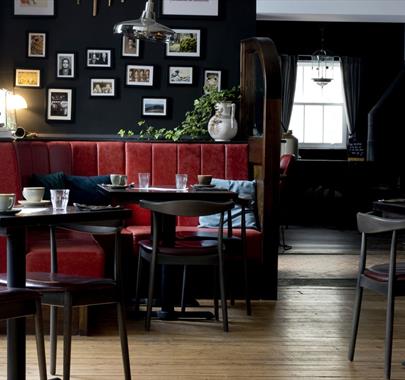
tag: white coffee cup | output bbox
[0,194,16,211]
[110,174,128,186]
[22,187,45,203]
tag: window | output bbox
[289,60,347,149]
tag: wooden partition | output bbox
[240,37,281,299]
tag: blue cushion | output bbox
[64,175,111,205]
[30,172,65,200]
[198,178,258,229]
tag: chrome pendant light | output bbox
[113,0,174,43]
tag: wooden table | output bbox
[0,206,131,380]
[100,185,240,319]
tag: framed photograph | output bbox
[56,53,76,79]
[86,48,113,68]
[166,29,201,58]
[203,69,221,93]
[126,65,154,87]
[15,68,41,88]
[159,0,219,18]
[27,32,47,58]
[90,78,117,98]
[14,0,55,16]
[142,97,168,117]
[46,88,74,122]
[121,36,140,58]
[168,66,194,85]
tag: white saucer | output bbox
[102,184,128,189]
[0,208,22,216]
[18,200,51,207]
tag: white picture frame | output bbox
[121,36,140,57]
[46,88,73,122]
[126,65,154,87]
[14,0,55,16]
[27,32,46,58]
[160,0,219,17]
[204,69,222,93]
[86,49,113,68]
[90,78,117,97]
[15,68,41,88]
[142,97,168,117]
[168,66,194,85]
[56,53,75,79]
[166,29,201,58]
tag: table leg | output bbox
[7,227,27,380]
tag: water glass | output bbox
[176,174,188,190]
[50,189,70,211]
[138,173,150,189]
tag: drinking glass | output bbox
[138,173,150,189]
[176,174,188,190]
[50,189,70,211]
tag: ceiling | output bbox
[257,0,405,23]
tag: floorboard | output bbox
[2,287,405,379]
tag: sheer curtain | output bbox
[341,56,361,137]
[280,55,297,132]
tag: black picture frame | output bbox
[168,65,194,86]
[27,31,47,58]
[165,29,201,58]
[14,0,55,17]
[142,97,169,118]
[158,0,220,19]
[90,78,118,98]
[86,48,114,69]
[46,88,74,122]
[56,52,77,79]
[126,64,154,87]
[15,68,41,88]
[121,36,141,58]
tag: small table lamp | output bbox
[6,93,28,138]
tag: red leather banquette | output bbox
[0,141,262,279]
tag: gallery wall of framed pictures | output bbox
[4,0,257,133]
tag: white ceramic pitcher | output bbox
[208,101,238,141]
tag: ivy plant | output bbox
[118,86,240,141]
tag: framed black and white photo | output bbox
[56,52,76,79]
[159,0,219,18]
[46,88,74,122]
[126,65,154,87]
[14,0,55,16]
[166,29,201,58]
[86,49,113,68]
[90,78,117,98]
[168,66,194,85]
[142,97,168,117]
[203,69,221,93]
[121,36,140,58]
[27,32,47,58]
[15,68,41,88]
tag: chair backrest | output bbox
[357,212,405,234]
[139,200,234,218]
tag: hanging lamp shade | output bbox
[113,0,174,43]
[311,49,335,87]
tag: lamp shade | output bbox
[7,94,28,110]
[113,0,174,43]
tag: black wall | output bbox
[0,0,256,136]
[257,20,405,149]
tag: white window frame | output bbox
[291,60,347,150]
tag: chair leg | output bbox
[242,250,251,316]
[218,263,228,332]
[180,265,187,314]
[34,299,47,380]
[145,254,157,331]
[117,302,132,380]
[384,292,395,380]
[50,305,58,375]
[134,252,143,314]
[348,286,363,361]
[63,292,73,380]
[213,267,219,321]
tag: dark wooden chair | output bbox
[135,200,235,332]
[348,212,405,379]
[0,288,47,380]
[1,222,131,380]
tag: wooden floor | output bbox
[2,286,405,379]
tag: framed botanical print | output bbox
[27,32,47,58]
[14,0,55,16]
[46,88,74,122]
[166,29,201,58]
[15,68,41,88]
